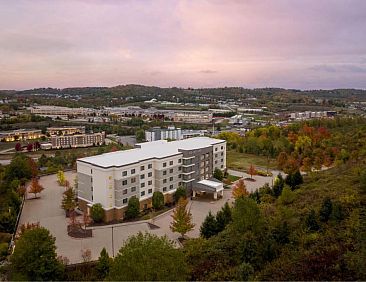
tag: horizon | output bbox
[1,0,366,90]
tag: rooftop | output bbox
[78,137,225,168]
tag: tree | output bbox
[108,232,188,281]
[61,187,77,215]
[285,170,303,190]
[213,168,224,181]
[26,143,33,152]
[135,129,145,142]
[305,209,320,232]
[28,158,39,178]
[57,170,66,186]
[28,178,44,199]
[90,203,104,223]
[125,196,140,219]
[10,227,63,281]
[15,142,22,152]
[319,197,333,222]
[247,164,257,179]
[273,173,285,197]
[232,179,249,199]
[278,187,295,205]
[277,151,288,170]
[232,197,264,233]
[215,202,232,232]
[170,197,195,238]
[96,248,111,279]
[152,191,164,210]
[301,157,312,173]
[5,155,32,183]
[200,211,218,238]
[174,186,186,203]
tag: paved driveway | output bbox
[18,172,235,263]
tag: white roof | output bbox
[197,179,222,188]
[78,137,225,168]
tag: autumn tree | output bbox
[247,164,257,179]
[28,158,39,178]
[232,179,249,199]
[277,152,288,170]
[170,197,195,238]
[301,157,312,173]
[15,142,22,151]
[57,170,66,186]
[61,187,77,216]
[26,143,33,152]
[29,178,44,199]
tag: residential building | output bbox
[145,126,182,141]
[173,111,213,123]
[0,129,42,142]
[47,126,85,136]
[76,137,226,222]
[51,132,105,149]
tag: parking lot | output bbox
[18,170,277,263]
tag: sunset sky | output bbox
[1,0,365,90]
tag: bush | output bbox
[0,242,8,259]
[152,191,164,210]
[125,196,140,219]
[0,232,12,243]
[213,168,224,181]
[278,187,295,205]
[90,203,104,223]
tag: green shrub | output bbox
[125,196,140,219]
[0,242,8,259]
[90,203,104,223]
[174,186,186,203]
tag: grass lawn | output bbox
[226,149,277,171]
[226,174,241,183]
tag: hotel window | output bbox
[169,168,173,173]
[163,170,167,176]
[215,148,218,151]
[131,187,136,192]
[123,189,127,195]
[131,177,136,183]
[179,174,182,178]
[221,152,224,156]
[163,187,167,192]
[163,162,167,167]
[169,161,173,165]
[148,188,152,194]
[122,171,127,176]
[141,183,145,188]
[141,191,145,196]
[122,180,127,185]
[221,146,224,150]
[148,180,152,185]
[131,168,135,174]
[170,184,173,190]
[148,172,152,177]
[148,164,152,169]
[179,166,182,171]
[163,179,167,184]
[123,198,128,204]
[169,177,173,181]
[140,174,145,179]
[140,165,145,171]
[178,159,182,163]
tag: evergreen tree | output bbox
[61,187,77,214]
[96,247,111,279]
[273,173,285,197]
[213,168,224,181]
[272,221,290,244]
[174,186,187,203]
[305,209,320,232]
[319,197,333,222]
[90,203,104,222]
[125,196,140,219]
[331,202,344,221]
[200,212,218,238]
[216,202,232,232]
[152,191,164,210]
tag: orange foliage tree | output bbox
[247,164,257,179]
[232,179,249,199]
[29,178,44,199]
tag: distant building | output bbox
[0,129,42,142]
[173,111,213,123]
[51,132,105,149]
[289,111,336,120]
[145,126,206,142]
[30,105,96,119]
[47,126,85,136]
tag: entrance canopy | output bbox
[193,179,224,193]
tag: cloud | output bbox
[199,70,217,74]
[310,64,366,73]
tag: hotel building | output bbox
[76,137,226,222]
[51,132,105,149]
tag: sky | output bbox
[0,0,366,90]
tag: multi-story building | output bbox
[0,129,42,142]
[47,126,86,136]
[29,106,96,119]
[173,111,213,123]
[51,132,105,149]
[76,137,226,222]
[145,126,207,142]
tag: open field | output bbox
[226,149,277,171]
